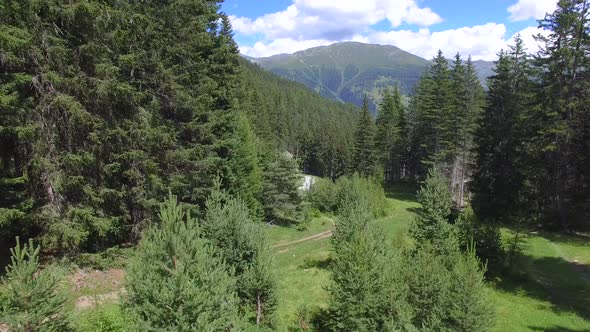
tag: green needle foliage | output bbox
[0,238,71,332]
[203,183,277,327]
[352,96,377,177]
[124,194,241,331]
[410,168,456,253]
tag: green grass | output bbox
[40,185,590,331]
[267,186,590,331]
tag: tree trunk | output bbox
[256,293,262,325]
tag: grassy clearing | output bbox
[267,186,590,331]
[28,185,590,331]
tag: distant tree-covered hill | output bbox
[247,42,494,109]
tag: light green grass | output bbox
[267,186,590,331]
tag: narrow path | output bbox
[271,217,336,249]
[551,242,590,282]
[271,230,333,249]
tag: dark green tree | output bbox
[529,0,590,228]
[261,150,302,223]
[471,37,534,220]
[375,89,399,183]
[352,96,377,177]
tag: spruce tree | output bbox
[448,246,494,332]
[328,200,393,331]
[124,194,241,331]
[410,51,455,179]
[261,150,302,223]
[375,89,399,183]
[471,37,534,220]
[0,238,71,331]
[352,96,377,177]
[530,0,590,228]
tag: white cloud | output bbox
[508,0,557,21]
[230,0,442,41]
[240,38,333,58]
[231,1,551,60]
[509,26,551,54]
[367,23,508,61]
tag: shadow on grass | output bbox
[541,231,590,248]
[528,326,590,332]
[384,184,418,202]
[301,256,333,270]
[495,253,590,321]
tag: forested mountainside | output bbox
[238,59,358,178]
[248,42,495,108]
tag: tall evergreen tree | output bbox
[530,0,590,228]
[471,37,534,220]
[450,54,485,207]
[261,150,302,223]
[352,96,376,177]
[410,51,455,180]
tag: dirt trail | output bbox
[271,217,336,249]
[271,230,333,249]
[551,242,590,282]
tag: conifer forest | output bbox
[0,0,589,331]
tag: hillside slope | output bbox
[248,42,494,108]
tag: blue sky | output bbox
[221,0,557,60]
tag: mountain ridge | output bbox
[244,42,494,108]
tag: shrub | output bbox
[308,178,338,212]
[0,237,72,331]
[456,207,503,272]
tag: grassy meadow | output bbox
[58,186,590,331]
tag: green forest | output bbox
[0,0,588,331]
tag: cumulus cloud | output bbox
[366,23,508,61]
[230,0,551,60]
[230,0,442,41]
[508,0,557,21]
[509,26,550,54]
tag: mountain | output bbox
[246,42,495,108]
[472,60,495,85]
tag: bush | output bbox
[456,207,504,272]
[308,175,388,218]
[74,304,128,332]
[308,178,338,212]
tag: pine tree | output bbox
[410,51,455,180]
[352,96,377,177]
[327,201,393,331]
[124,194,241,330]
[0,238,71,331]
[449,54,485,207]
[410,168,456,253]
[203,184,277,327]
[448,245,494,332]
